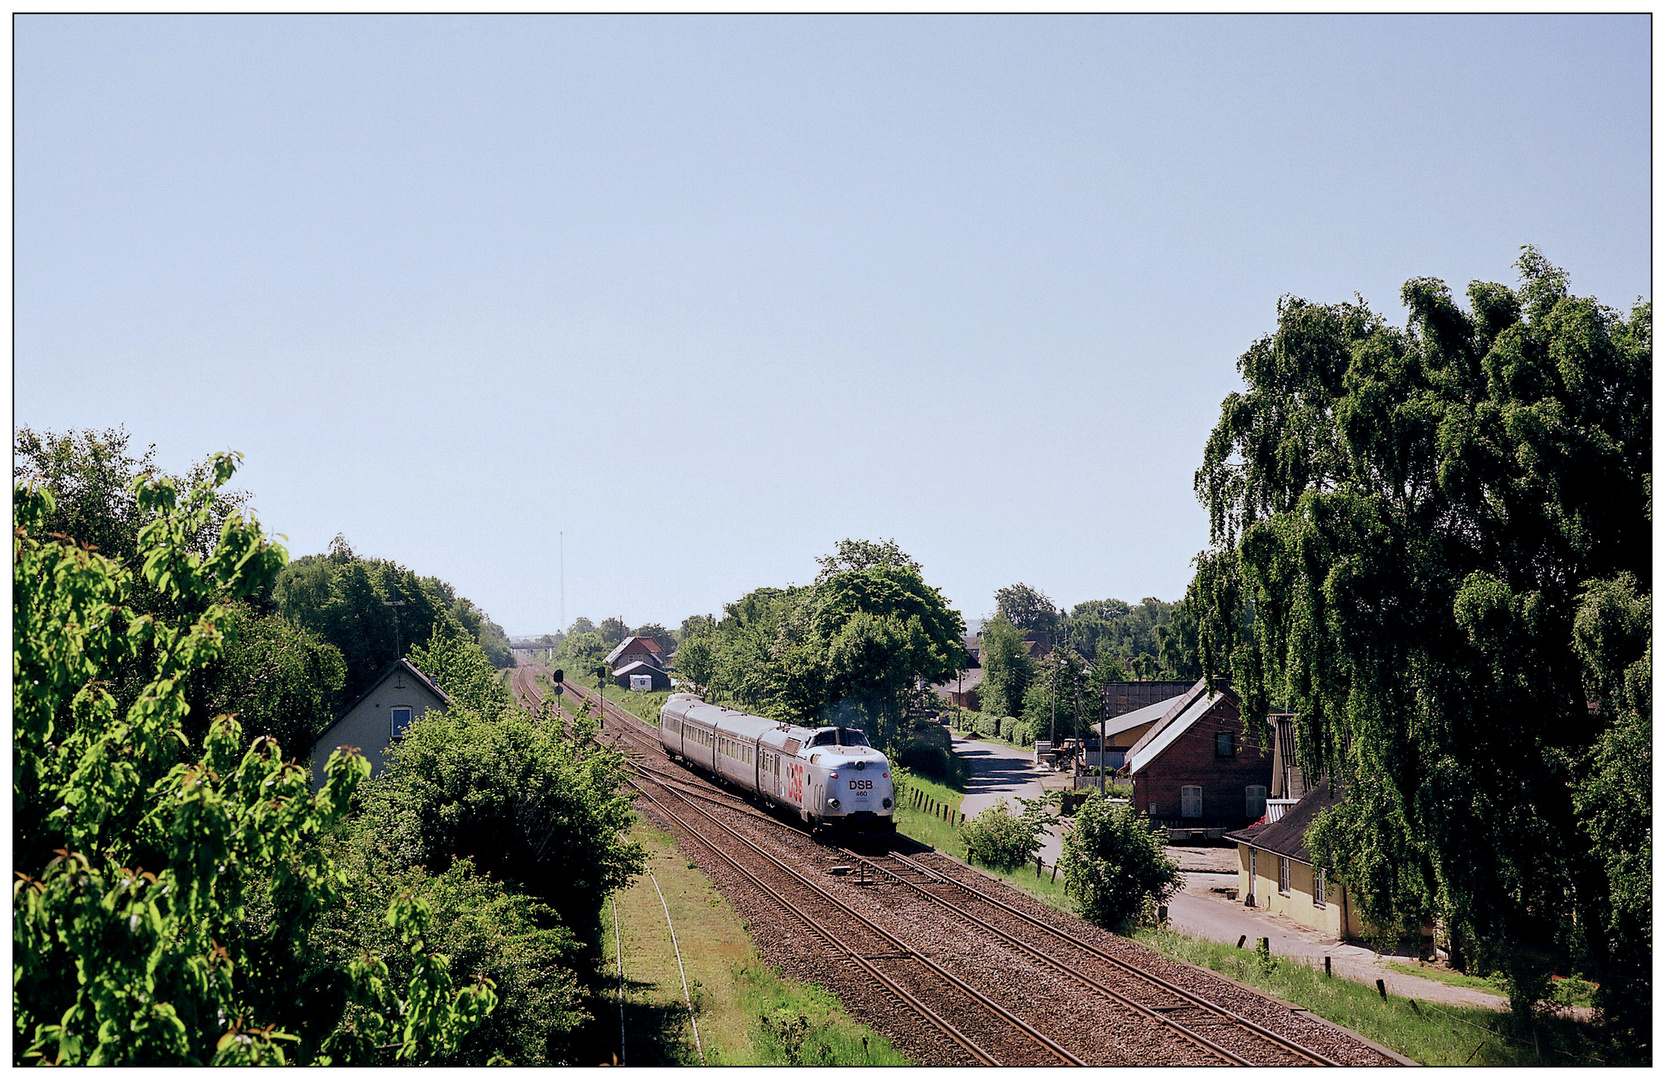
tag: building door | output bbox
[1180,785,1203,819]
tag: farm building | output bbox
[1092,682,1196,770]
[308,658,450,787]
[607,636,671,690]
[1124,677,1273,837]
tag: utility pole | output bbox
[559,531,565,632]
[382,600,407,658]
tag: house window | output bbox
[1180,785,1203,819]
[1245,785,1268,819]
[391,706,414,740]
[1279,856,1291,895]
[1314,868,1328,908]
[1216,731,1236,757]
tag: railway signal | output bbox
[552,668,564,695]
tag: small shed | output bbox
[308,658,450,787]
[612,659,671,691]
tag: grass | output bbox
[1134,928,1618,1066]
[597,819,908,1066]
[530,671,670,727]
[891,767,968,856]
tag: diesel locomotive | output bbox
[659,693,896,833]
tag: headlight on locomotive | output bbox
[882,797,892,809]
[828,797,841,809]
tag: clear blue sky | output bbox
[15,15,1651,636]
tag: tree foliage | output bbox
[13,463,491,1065]
[687,543,965,748]
[962,797,1056,871]
[1187,249,1650,1033]
[976,615,1034,720]
[358,705,644,936]
[1059,796,1181,933]
[993,582,1059,635]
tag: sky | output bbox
[14,15,1652,637]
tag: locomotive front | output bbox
[800,727,896,833]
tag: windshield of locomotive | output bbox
[809,728,870,748]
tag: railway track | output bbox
[510,667,1384,1065]
[628,773,1085,1066]
[848,849,1342,1066]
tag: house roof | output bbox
[605,635,666,666]
[931,667,987,695]
[1124,677,1223,774]
[311,658,451,748]
[1096,689,1191,740]
[1225,781,1343,864]
[612,659,667,677]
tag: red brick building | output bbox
[1125,677,1273,829]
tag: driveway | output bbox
[950,732,1063,865]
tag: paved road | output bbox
[949,731,1064,865]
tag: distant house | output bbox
[932,667,986,710]
[1124,677,1273,836]
[1225,780,1367,940]
[308,658,450,787]
[607,636,671,691]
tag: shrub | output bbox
[895,723,967,787]
[961,797,1056,871]
[1060,795,1181,932]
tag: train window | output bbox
[839,728,870,747]
[810,731,837,747]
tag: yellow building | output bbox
[1225,782,1369,940]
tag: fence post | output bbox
[1376,978,1388,1000]
[1237,935,1247,949]
[1325,955,1332,977]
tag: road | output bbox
[949,731,1064,865]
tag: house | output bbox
[606,636,671,690]
[1123,677,1273,836]
[932,666,986,710]
[1225,780,1367,940]
[308,658,451,787]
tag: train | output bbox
[659,693,896,834]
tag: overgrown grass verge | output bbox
[596,820,906,1066]
[891,768,968,856]
[1134,929,1618,1066]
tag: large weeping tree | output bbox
[1188,248,1650,1042]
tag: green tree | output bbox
[313,855,586,1065]
[977,615,1034,721]
[962,797,1056,871]
[670,635,715,693]
[1021,646,1088,745]
[597,616,629,644]
[993,582,1059,636]
[13,462,491,1065]
[408,619,513,716]
[195,601,347,753]
[360,704,644,937]
[1188,249,1650,1030]
[1060,796,1181,933]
